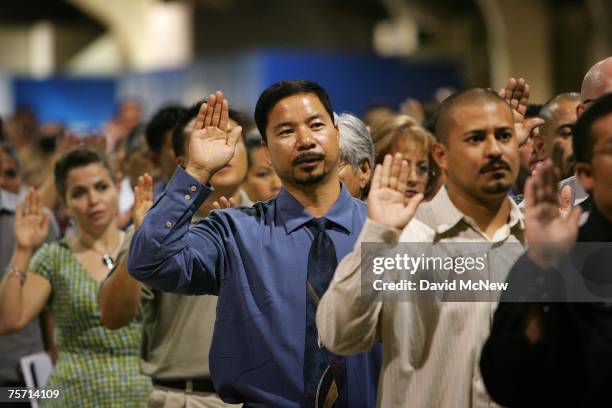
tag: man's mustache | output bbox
[292,152,325,165]
[479,159,511,173]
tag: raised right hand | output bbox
[524,161,581,268]
[14,189,49,251]
[185,91,242,183]
[498,77,544,147]
[367,153,424,229]
[133,173,153,229]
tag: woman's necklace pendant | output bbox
[102,254,114,270]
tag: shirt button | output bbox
[165,220,173,228]
[190,185,197,192]
[184,194,191,200]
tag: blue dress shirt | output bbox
[127,166,381,407]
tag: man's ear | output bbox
[177,155,186,167]
[576,103,586,118]
[359,159,372,189]
[575,162,594,192]
[149,151,160,167]
[263,142,272,165]
[432,142,447,172]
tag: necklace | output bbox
[78,235,121,271]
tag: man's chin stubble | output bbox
[293,171,327,187]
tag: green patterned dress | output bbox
[29,241,151,407]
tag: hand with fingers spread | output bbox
[14,189,49,251]
[133,173,154,229]
[524,160,581,267]
[212,196,236,210]
[367,153,424,229]
[499,77,544,147]
[185,91,243,184]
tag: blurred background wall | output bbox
[0,0,610,128]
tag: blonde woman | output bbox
[371,115,443,199]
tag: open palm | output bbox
[133,173,153,229]
[524,160,581,246]
[186,91,242,183]
[499,77,544,147]
[368,153,424,229]
[14,189,49,250]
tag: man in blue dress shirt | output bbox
[127,80,381,407]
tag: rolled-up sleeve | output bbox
[127,166,227,295]
[317,218,401,355]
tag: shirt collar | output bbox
[580,203,612,242]
[0,189,18,213]
[276,182,354,235]
[427,186,524,234]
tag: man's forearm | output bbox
[127,166,219,294]
[99,257,141,330]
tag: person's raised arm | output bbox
[127,92,242,295]
[99,173,153,330]
[317,154,423,355]
[499,77,545,147]
[0,190,52,334]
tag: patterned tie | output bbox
[304,218,347,408]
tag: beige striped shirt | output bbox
[317,186,525,407]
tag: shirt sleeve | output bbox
[126,166,229,295]
[317,218,401,355]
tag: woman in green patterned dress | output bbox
[0,148,150,406]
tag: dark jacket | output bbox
[480,205,612,407]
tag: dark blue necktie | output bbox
[304,218,347,408]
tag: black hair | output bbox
[525,103,543,118]
[244,131,264,168]
[145,105,185,154]
[54,148,114,200]
[433,87,509,144]
[254,80,334,142]
[573,92,612,163]
[1,142,20,169]
[171,101,246,158]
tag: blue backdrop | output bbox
[11,50,461,128]
[13,77,116,132]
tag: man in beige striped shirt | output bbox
[317,86,529,407]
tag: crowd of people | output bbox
[0,55,610,408]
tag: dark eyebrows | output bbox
[463,129,486,137]
[307,114,324,122]
[68,185,86,194]
[273,121,294,132]
[272,114,326,132]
